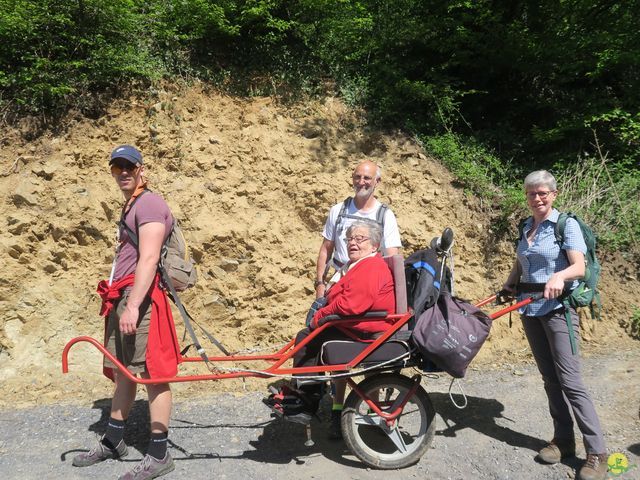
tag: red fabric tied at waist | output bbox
[97,275,136,317]
[97,273,182,381]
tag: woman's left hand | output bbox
[544,274,565,299]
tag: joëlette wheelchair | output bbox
[62,230,532,470]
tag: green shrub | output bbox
[421,132,507,198]
[627,306,640,340]
[0,0,167,116]
[555,149,640,251]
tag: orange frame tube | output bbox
[62,312,413,384]
[61,296,536,384]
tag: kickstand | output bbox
[304,424,314,447]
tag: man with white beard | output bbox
[311,160,402,439]
[314,160,402,299]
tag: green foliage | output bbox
[0,0,319,116]
[421,132,505,198]
[554,152,640,250]
[0,0,165,115]
[0,0,638,251]
[628,306,640,340]
[421,131,529,233]
[291,0,640,165]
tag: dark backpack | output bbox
[517,212,601,319]
[404,247,451,325]
[120,190,197,292]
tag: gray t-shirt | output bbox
[113,191,173,281]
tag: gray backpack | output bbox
[411,293,492,378]
[120,190,197,291]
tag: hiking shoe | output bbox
[578,453,608,480]
[264,398,313,425]
[262,384,320,417]
[537,438,576,464]
[328,410,343,440]
[118,453,175,480]
[72,437,129,467]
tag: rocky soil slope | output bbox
[0,84,638,407]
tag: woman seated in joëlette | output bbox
[265,220,397,431]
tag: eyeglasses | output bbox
[110,162,140,175]
[346,235,370,244]
[526,190,555,200]
[352,174,374,182]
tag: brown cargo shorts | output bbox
[104,289,152,375]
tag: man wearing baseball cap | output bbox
[110,144,144,165]
[73,145,180,479]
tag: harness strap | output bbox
[562,299,578,355]
[332,196,352,244]
[411,260,441,290]
[329,197,388,269]
[156,265,210,362]
[120,193,229,362]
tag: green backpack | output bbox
[556,212,601,317]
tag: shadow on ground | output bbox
[429,391,582,471]
[60,392,590,473]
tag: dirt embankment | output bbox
[0,84,638,407]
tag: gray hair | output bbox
[524,170,557,191]
[346,221,382,248]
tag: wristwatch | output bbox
[314,279,325,288]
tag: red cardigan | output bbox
[97,274,182,380]
[312,254,396,337]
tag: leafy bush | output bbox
[626,306,640,340]
[0,0,638,253]
[555,146,640,251]
[0,0,166,117]
[421,132,505,197]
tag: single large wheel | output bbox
[342,373,436,469]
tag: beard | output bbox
[353,184,374,200]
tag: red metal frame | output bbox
[61,295,533,384]
[345,374,423,427]
[62,311,414,384]
[475,294,497,308]
[61,291,536,452]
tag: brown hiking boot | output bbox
[578,453,608,480]
[537,438,576,464]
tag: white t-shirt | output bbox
[322,198,402,265]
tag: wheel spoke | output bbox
[354,413,384,426]
[384,425,408,453]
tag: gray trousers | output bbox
[522,307,606,454]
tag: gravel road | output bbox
[1,347,638,480]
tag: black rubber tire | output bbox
[342,373,436,469]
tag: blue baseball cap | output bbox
[110,145,143,165]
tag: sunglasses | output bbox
[110,162,140,175]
